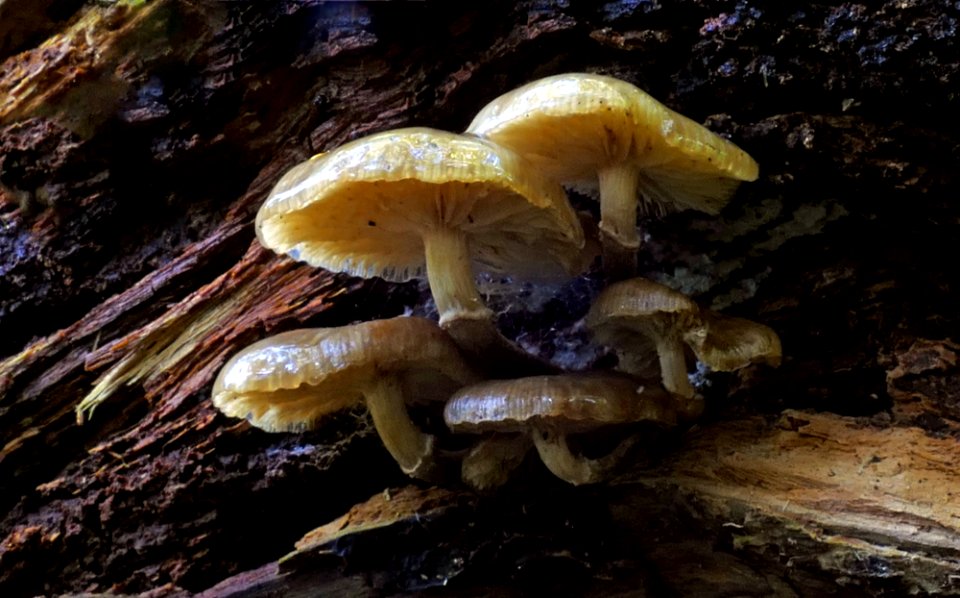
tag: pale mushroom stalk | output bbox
[423,228,493,325]
[653,335,696,399]
[597,163,641,280]
[653,336,704,419]
[423,228,557,375]
[364,376,435,477]
[255,128,584,378]
[532,428,641,486]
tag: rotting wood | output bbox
[1,1,959,596]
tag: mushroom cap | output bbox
[691,310,782,371]
[256,127,584,282]
[585,277,703,339]
[212,316,478,432]
[466,72,759,213]
[444,372,676,434]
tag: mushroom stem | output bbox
[423,226,557,377]
[532,428,639,486]
[364,376,435,479]
[598,163,641,280]
[655,337,695,397]
[461,433,533,491]
[423,228,493,326]
[655,336,697,402]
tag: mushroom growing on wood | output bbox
[585,277,706,417]
[691,310,782,371]
[211,316,481,479]
[444,372,676,486]
[467,73,759,279]
[256,127,585,375]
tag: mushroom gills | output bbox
[256,129,584,379]
[597,163,642,280]
[636,168,743,215]
[211,317,480,481]
[465,73,759,280]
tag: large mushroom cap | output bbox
[444,372,676,434]
[467,72,758,214]
[256,127,584,282]
[213,316,478,432]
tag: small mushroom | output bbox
[256,127,584,375]
[467,73,759,279]
[585,277,706,417]
[444,372,676,486]
[211,316,481,479]
[691,310,782,371]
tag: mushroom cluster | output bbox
[212,73,779,488]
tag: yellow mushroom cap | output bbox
[691,311,783,371]
[256,127,584,282]
[212,317,478,432]
[444,372,676,434]
[466,73,759,214]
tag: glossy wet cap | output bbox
[444,372,676,434]
[256,127,584,281]
[212,316,478,432]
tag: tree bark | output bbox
[1,1,959,596]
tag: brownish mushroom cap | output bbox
[467,73,759,279]
[256,127,584,374]
[212,316,481,479]
[444,372,676,486]
[690,310,782,371]
[585,277,705,417]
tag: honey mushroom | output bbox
[211,317,481,480]
[256,127,585,376]
[467,72,759,279]
[586,278,783,419]
[585,277,706,418]
[444,372,676,487]
[690,310,782,372]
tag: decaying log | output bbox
[202,397,960,596]
[1,1,959,595]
